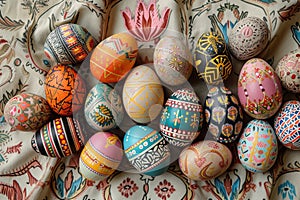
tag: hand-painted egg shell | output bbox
[237,119,278,173]
[3,93,52,131]
[79,132,123,181]
[275,49,300,93]
[274,100,300,150]
[45,64,86,116]
[123,125,170,176]
[84,83,123,131]
[194,31,232,85]
[44,23,96,65]
[238,58,282,119]
[228,17,269,60]
[160,88,203,147]
[122,65,164,124]
[178,140,232,181]
[154,36,193,86]
[31,117,84,158]
[90,32,138,83]
[205,87,243,143]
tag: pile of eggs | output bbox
[3,16,300,182]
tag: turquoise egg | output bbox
[160,88,204,147]
[84,83,124,131]
[123,125,170,176]
[237,119,278,173]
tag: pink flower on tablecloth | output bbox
[154,179,176,200]
[121,0,171,42]
[117,177,139,198]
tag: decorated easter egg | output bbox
[160,88,203,147]
[205,86,243,143]
[178,140,232,181]
[79,132,123,181]
[90,32,138,83]
[122,65,164,124]
[237,119,278,173]
[238,58,282,119]
[154,36,193,86]
[228,17,269,60]
[123,125,170,176]
[84,83,123,131]
[44,23,96,65]
[194,31,232,85]
[31,117,84,158]
[4,93,52,131]
[45,64,86,116]
[274,100,300,150]
[275,49,300,93]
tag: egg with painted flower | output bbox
[178,140,232,181]
[44,23,96,65]
[4,92,53,131]
[123,125,170,176]
[84,83,123,131]
[205,86,243,143]
[79,132,123,181]
[238,58,282,119]
[237,119,278,173]
[31,117,84,158]
[160,88,204,147]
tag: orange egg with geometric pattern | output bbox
[44,64,86,116]
[90,32,138,83]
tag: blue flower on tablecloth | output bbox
[278,180,297,200]
[291,22,300,46]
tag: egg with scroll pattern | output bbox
[122,65,164,124]
[44,23,96,65]
[237,119,278,173]
[238,58,282,119]
[45,64,86,116]
[31,117,84,158]
[4,92,53,131]
[178,140,232,181]
[90,32,138,83]
[123,125,170,176]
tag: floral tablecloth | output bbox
[0,0,300,199]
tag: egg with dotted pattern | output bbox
[228,17,269,60]
[31,117,85,158]
[238,58,282,119]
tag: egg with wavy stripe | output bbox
[237,119,278,173]
[84,83,124,131]
[123,125,170,176]
[31,117,84,158]
[178,140,232,181]
[122,65,164,124]
[160,88,203,147]
[4,92,52,131]
[274,100,300,150]
[79,132,123,181]
[238,58,282,119]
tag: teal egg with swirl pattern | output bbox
[84,83,124,131]
[123,125,171,176]
[160,88,204,147]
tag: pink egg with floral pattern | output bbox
[178,140,232,181]
[238,58,282,119]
